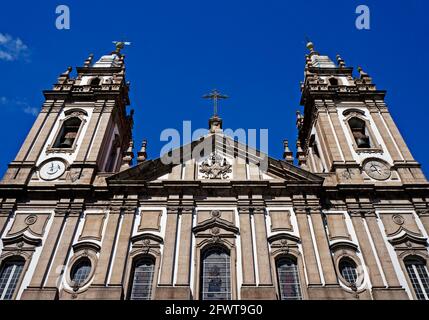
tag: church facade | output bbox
[0,42,429,301]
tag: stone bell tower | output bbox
[1,44,134,186]
[297,41,427,186]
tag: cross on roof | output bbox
[203,89,229,117]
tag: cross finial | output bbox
[203,89,229,117]
[112,41,131,54]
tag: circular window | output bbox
[70,258,92,287]
[339,258,358,285]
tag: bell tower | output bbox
[1,45,134,186]
[297,41,427,186]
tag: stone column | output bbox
[92,211,121,285]
[316,105,344,165]
[158,208,179,286]
[45,212,81,287]
[175,207,193,286]
[156,206,192,300]
[309,207,338,285]
[365,215,402,288]
[295,208,322,286]
[350,212,385,288]
[108,209,135,286]
[238,207,255,285]
[86,105,113,163]
[253,208,272,286]
[326,102,354,162]
[74,101,105,163]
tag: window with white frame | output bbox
[0,257,25,300]
[70,257,92,287]
[276,257,302,300]
[405,257,429,300]
[339,258,358,285]
[129,257,155,300]
[200,247,231,300]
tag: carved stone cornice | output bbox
[293,207,307,215]
[348,209,376,217]
[237,206,251,214]
[55,200,85,217]
[416,208,429,217]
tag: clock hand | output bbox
[370,165,382,175]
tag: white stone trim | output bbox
[326,111,345,162]
[378,111,405,161]
[16,210,56,299]
[307,213,325,285]
[106,211,125,285]
[172,213,182,286]
[250,212,260,286]
[361,217,388,287]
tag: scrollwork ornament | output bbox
[392,214,405,226]
[25,215,37,226]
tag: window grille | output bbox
[276,257,302,300]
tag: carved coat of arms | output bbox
[199,153,232,179]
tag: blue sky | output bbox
[0,0,428,176]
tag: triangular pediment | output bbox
[107,133,323,184]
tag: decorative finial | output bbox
[296,139,303,152]
[84,54,94,67]
[336,54,346,68]
[137,140,147,164]
[112,41,131,54]
[120,140,134,170]
[296,139,307,169]
[306,41,315,52]
[305,36,316,53]
[283,140,294,164]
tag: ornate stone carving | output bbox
[392,214,405,226]
[25,215,37,226]
[199,152,232,179]
[211,210,221,219]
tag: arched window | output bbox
[70,257,92,287]
[405,257,429,300]
[328,77,339,86]
[53,117,82,149]
[276,257,302,300]
[0,257,25,300]
[129,257,155,300]
[339,258,358,285]
[348,117,371,148]
[90,77,101,86]
[200,246,231,300]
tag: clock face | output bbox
[39,160,66,181]
[363,160,391,181]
